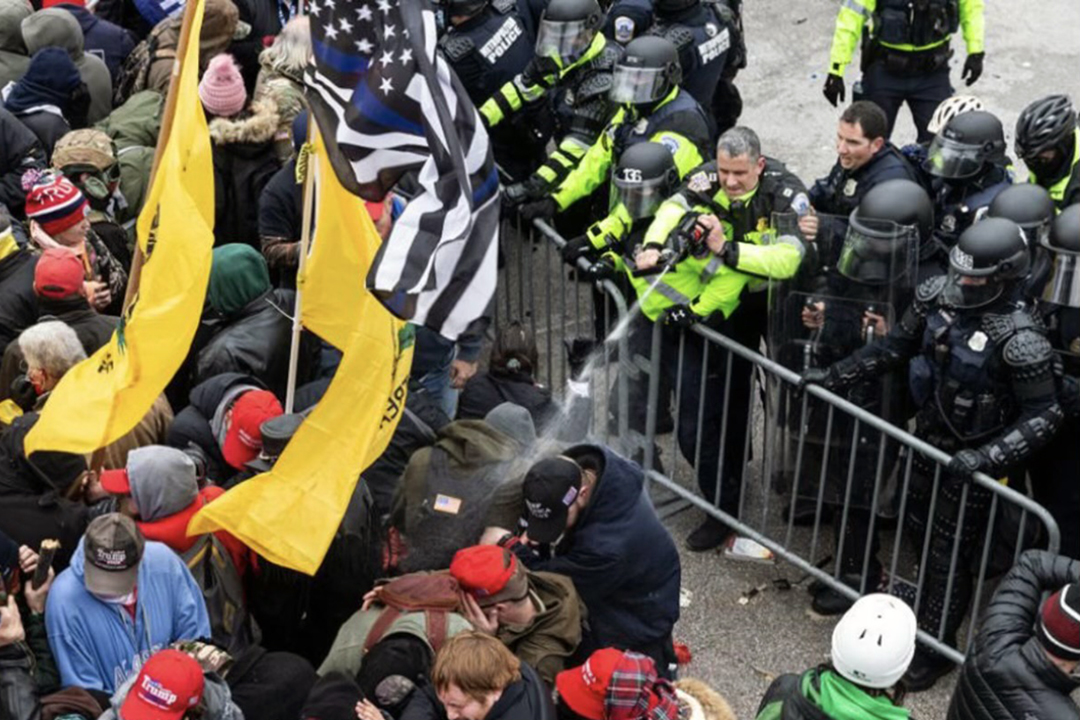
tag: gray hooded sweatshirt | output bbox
[21,8,111,123]
[0,0,30,93]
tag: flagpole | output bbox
[284,125,316,414]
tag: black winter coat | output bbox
[195,289,314,400]
[400,661,555,720]
[166,372,269,483]
[0,249,38,351]
[209,101,283,251]
[514,444,681,652]
[947,550,1080,720]
[59,4,137,83]
[12,110,70,161]
[0,108,45,216]
[808,143,921,217]
[457,369,558,430]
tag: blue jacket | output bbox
[45,539,211,694]
[524,445,681,649]
[57,4,136,83]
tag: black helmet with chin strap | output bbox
[609,36,681,108]
[945,217,1030,309]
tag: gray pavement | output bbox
[662,2,1079,717]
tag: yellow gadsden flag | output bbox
[24,0,213,456]
[189,131,414,574]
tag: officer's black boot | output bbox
[686,515,732,552]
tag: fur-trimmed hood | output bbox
[675,678,737,720]
[208,98,278,146]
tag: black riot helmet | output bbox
[945,217,1030,309]
[441,0,490,19]
[988,184,1055,247]
[610,36,681,108]
[611,142,679,220]
[1015,94,1078,183]
[838,179,931,286]
[654,0,700,13]
[924,110,1007,180]
[1041,204,1080,308]
[535,0,603,65]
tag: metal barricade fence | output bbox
[497,215,1062,664]
[493,214,632,454]
[639,318,1062,664]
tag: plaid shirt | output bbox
[606,652,681,720]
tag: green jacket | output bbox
[550,87,710,213]
[828,0,984,76]
[622,158,807,321]
[755,668,911,720]
[318,606,474,678]
[499,572,585,686]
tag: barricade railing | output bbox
[497,213,1063,663]
[639,318,1061,664]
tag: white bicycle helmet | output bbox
[927,94,985,135]
[830,593,917,689]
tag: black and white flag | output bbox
[305,0,498,341]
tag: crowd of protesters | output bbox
[0,0,1076,718]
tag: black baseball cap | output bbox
[522,456,583,544]
[84,513,144,597]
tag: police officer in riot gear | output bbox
[438,0,543,180]
[517,36,712,225]
[783,180,922,615]
[1028,204,1080,560]
[561,140,680,268]
[923,110,1011,250]
[804,217,1064,690]
[822,0,985,142]
[485,0,623,208]
[605,0,746,133]
[986,184,1056,296]
[1015,94,1080,210]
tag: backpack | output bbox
[363,574,462,654]
[113,20,177,106]
[181,533,259,656]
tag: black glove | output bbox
[502,182,532,209]
[565,338,597,380]
[947,448,989,478]
[800,367,838,393]
[823,73,845,107]
[519,197,556,222]
[582,257,617,281]
[664,304,701,328]
[561,235,596,264]
[961,52,984,86]
[521,56,560,89]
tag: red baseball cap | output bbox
[556,648,625,720]
[449,545,529,608]
[222,390,283,470]
[33,247,85,300]
[120,649,204,720]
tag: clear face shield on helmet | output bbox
[837,217,917,290]
[923,135,988,180]
[611,168,673,221]
[1040,243,1080,309]
[943,245,1005,309]
[535,18,596,65]
[609,65,669,105]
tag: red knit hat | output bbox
[198,54,247,118]
[34,247,85,300]
[1037,583,1080,661]
[42,0,85,7]
[25,174,88,237]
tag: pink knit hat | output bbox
[198,54,247,118]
